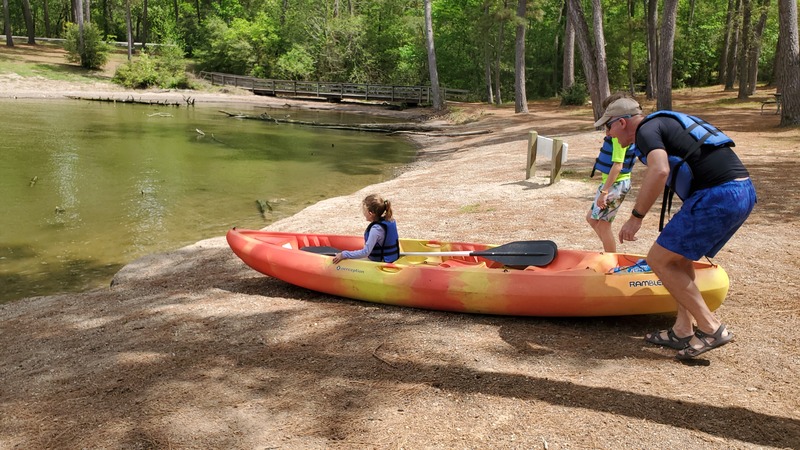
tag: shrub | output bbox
[560,83,589,106]
[112,44,190,89]
[193,15,280,77]
[64,22,111,70]
[275,44,315,80]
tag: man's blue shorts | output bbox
[657,178,757,261]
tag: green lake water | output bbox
[0,98,416,303]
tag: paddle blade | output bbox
[471,240,558,267]
[300,246,340,255]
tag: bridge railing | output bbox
[198,72,469,104]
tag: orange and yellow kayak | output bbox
[226,229,729,317]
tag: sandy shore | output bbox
[2,79,799,449]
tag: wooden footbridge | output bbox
[198,71,469,105]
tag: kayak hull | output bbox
[226,229,730,317]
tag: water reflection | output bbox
[50,147,81,228]
[0,99,414,302]
[130,170,167,253]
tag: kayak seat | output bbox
[575,252,618,273]
[298,235,332,248]
[439,258,485,268]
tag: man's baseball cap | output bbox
[594,97,642,128]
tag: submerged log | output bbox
[218,110,491,136]
[66,95,195,107]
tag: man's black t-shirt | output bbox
[635,116,749,191]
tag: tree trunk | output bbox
[83,0,89,23]
[494,1,507,105]
[551,0,563,95]
[656,0,678,111]
[719,0,736,83]
[645,0,658,99]
[745,0,771,95]
[142,0,148,49]
[778,0,800,125]
[3,0,12,47]
[773,9,785,91]
[424,0,444,111]
[484,41,494,103]
[562,0,575,91]
[21,0,36,44]
[725,0,741,90]
[591,0,610,103]
[75,0,84,54]
[126,0,133,60]
[567,0,602,120]
[44,0,51,37]
[737,0,752,99]
[514,0,528,113]
[483,3,494,104]
[627,0,634,93]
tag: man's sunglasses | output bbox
[605,115,631,130]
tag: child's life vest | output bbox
[364,220,400,262]
[591,136,637,179]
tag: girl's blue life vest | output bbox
[635,111,735,230]
[364,219,400,263]
[591,136,637,178]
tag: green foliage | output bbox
[392,43,426,86]
[64,23,111,70]
[275,44,315,80]
[194,15,280,77]
[314,15,376,83]
[112,44,190,89]
[27,0,782,100]
[560,83,589,106]
[672,3,729,87]
[360,1,427,85]
[194,17,254,75]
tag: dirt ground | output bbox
[1,44,799,449]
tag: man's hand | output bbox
[619,217,643,243]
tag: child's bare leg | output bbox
[594,219,617,253]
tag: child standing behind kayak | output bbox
[333,194,400,264]
[587,135,637,253]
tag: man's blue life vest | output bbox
[635,111,735,230]
[591,136,637,178]
[364,220,400,263]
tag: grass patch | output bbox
[713,97,766,108]
[0,43,132,84]
[459,203,495,213]
[445,107,487,125]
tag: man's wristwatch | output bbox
[631,209,646,219]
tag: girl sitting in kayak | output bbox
[332,194,400,264]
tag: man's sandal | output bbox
[645,328,694,350]
[675,324,734,360]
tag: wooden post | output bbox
[526,131,538,179]
[550,138,564,185]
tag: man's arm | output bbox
[631,148,670,215]
[619,149,670,242]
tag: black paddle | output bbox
[301,240,558,267]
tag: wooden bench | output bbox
[760,93,782,115]
[525,132,569,185]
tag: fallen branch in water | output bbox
[218,110,492,136]
[67,95,195,107]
